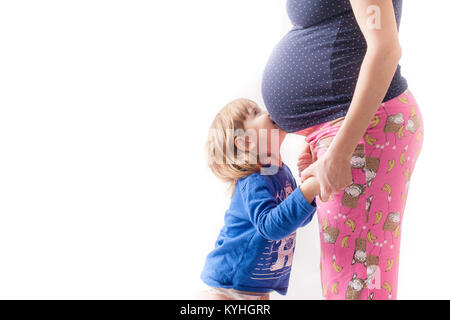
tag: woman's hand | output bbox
[299,149,353,202]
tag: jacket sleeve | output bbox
[239,176,317,241]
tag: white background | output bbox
[0,0,448,299]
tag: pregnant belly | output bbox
[261,22,364,132]
[262,26,338,111]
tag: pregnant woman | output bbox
[262,0,424,300]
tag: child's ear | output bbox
[235,136,247,152]
[235,136,256,153]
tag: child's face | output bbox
[242,104,287,155]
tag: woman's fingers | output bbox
[318,154,353,197]
[299,145,353,201]
[300,162,315,182]
[319,184,332,202]
[330,166,353,193]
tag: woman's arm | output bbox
[300,0,402,201]
[327,0,402,158]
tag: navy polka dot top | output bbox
[262,0,408,133]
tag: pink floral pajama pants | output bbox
[296,89,424,300]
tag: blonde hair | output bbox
[205,98,262,197]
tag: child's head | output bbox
[205,98,287,195]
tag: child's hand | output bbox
[297,143,316,177]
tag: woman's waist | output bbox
[298,89,418,144]
[296,117,344,137]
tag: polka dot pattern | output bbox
[262,0,408,133]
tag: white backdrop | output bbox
[0,0,448,299]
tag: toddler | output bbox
[198,98,320,300]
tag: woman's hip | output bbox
[302,89,425,167]
[311,88,425,222]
